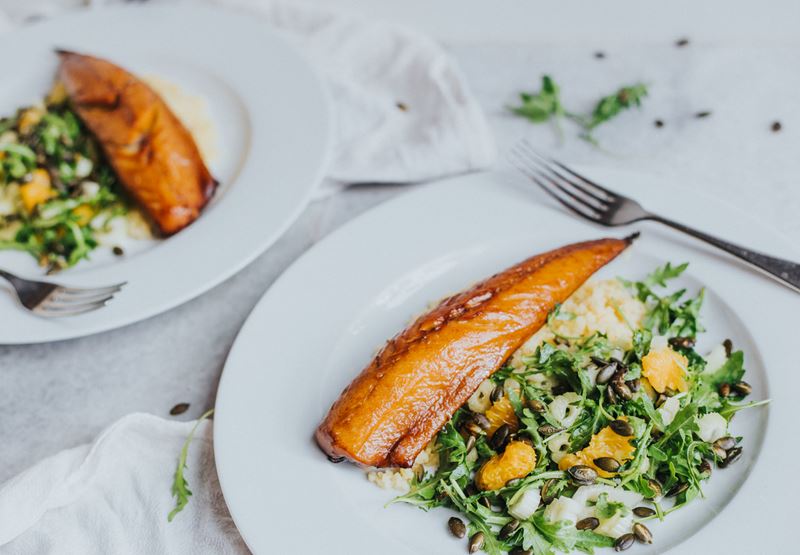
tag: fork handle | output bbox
[649,215,800,294]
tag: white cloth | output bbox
[0,414,245,554]
[0,1,494,553]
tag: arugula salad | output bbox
[0,84,134,271]
[386,263,765,554]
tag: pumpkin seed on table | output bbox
[448,517,466,538]
[468,532,485,553]
[576,517,600,530]
[609,419,634,437]
[614,533,635,551]
[633,522,653,544]
[633,506,656,518]
[169,402,190,416]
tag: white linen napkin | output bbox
[0,1,494,553]
[0,414,246,554]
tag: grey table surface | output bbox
[2,41,799,484]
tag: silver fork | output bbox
[510,141,800,294]
[0,268,125,317]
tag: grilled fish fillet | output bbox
[57,50,217,235]
[316,237,635,468]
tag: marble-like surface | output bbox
[2,42,799,483]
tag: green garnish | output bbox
[509,75,649,144]
[168,408,214,522]
[0,98,131,271]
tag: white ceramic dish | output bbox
[0,4,331,344]
[214,169,799,554]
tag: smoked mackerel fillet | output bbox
[316,237,634,468]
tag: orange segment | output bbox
[476,441,537,491]
[20,169,55,212]
[485,396,519,435]
[642,346,688,393]
[71,204,95,226]
[558,420,636,478]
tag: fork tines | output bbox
[509,140,621,224]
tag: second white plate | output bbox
[215,168,799,554]
[0,4,331,343]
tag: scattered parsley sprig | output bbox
[510,75,649,144]
[168,408,214,522]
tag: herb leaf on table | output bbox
[168,408,214,522]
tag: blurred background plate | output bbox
[0,3,331,344]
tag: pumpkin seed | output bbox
[668,336,695,349]
[468,532,485,553]
[633,506,656,518]
[723,338,733,357]
[529,399,546,413]
[169,402,190,416]
[614,533,635,551]
[473,413,491,430]
[718,383,731,397]
[633,522,653,544]
[541,478,558,504]
[733,381,752,396]
[465,435,476,453]
[627,378,641,393]
[666,482,688,497]
[567,464,598,485]
[719,446,742,468]
[326,455,345,463]
[448,517,466,538]
[576,517,600,530]
[538,424,562,437]
[699,459,712,476]
[609,419,634,437]
[499,520,520,540]
[605,384,619,405]
[645,479,663,499]
[491,424,511,451]
[465,484,479,497]
[490,384,504,403]
[613,380,633,401]
[712,445,728,460]
[714,436,736,451]
[593,456,621,473]
[591,356,609,366]
[596,362,618,385]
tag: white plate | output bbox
[215,169,799,554]
[0,4,331,344]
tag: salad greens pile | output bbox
[392,263,765,554]
[0,90,131,271]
